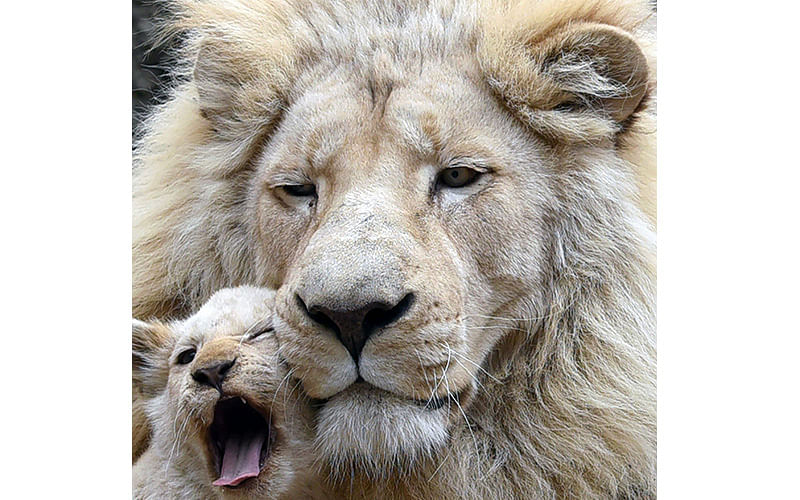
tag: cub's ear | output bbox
[132,319,174,396]
[480,22,651,141]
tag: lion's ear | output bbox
[481,22,650,140]
[540,23,649,122]
[193,37,288,137]
[193,38,244,130]
[132,319,174,396]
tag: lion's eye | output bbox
[438,167,480,188]
[176,348,196,365]
[278,184,316,197]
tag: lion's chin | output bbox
[314,382,449,477]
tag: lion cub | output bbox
[132,287,321,499]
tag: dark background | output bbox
[133,0,170,135]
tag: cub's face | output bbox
[248,61,553,472]
[133,287,314,497]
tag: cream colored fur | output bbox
[132,287,324,499]
[133,0,656,497]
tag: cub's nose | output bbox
[298,293,414,361]
[192,358,235,393]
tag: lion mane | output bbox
[133,0,656,497]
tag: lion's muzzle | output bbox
[274,188,473,396]
[283,225,422,395]
[296,289,415,362]
[272,184,475,468]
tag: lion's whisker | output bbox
[414,348,434,401]
[448,351,486,394]
[166,400,194,474]
[446,370,479,462]
[427,347,452,407]
[286,375,304,421]
[447,347,504,385]
[464,302,578,324]
[270,365,295,425]
[427,448,450,483]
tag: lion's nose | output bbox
[298,293,414,361]
[192,358,235,393]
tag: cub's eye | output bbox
[438,167,480,188]
[176,348,196,365]
[278,184,316,197]
[248,324,273,341]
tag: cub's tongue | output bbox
[212,428,266,487]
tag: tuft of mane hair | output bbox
[133,0,656,497]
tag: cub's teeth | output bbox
[240,397,247,405]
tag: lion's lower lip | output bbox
[415,387,466,410]
[418,393,451,410]
[325,380,462,411]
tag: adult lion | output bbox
[133,0,656,497]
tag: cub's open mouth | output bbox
[208,397,273,488]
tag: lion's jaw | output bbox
[314,382,451,475]
[262,62,549,473]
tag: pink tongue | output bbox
[212,431,264,487]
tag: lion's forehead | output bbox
[288,2,479,68]
[263,65,522,192]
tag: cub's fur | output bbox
[133,287,323,499]
[134,0,656,498]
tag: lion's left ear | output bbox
[545,24,649,122]
[480,22,651,140]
